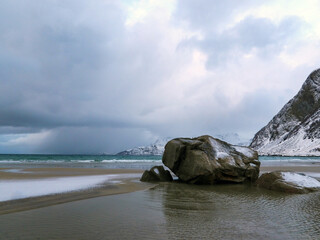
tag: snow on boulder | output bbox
[162,135,260,184]
[257,171,320,194]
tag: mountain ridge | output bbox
[117,134,249,156]
[250,68,320,156]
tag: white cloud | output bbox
[124,0,176,26]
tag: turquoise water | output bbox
[0,154,320,169]
[0,154,162,170]
[0,154,162,162]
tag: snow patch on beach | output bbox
[281,172,320,188]
[0,174,140,202]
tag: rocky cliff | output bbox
[250,69,320,156]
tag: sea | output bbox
[0,154,320,170]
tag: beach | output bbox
[1,158,320,239]
[0,167,153,215]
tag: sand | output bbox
[0,167,154,215]
[1,176,320,239]
[0,167,143,179]
[260,165,320,174]
[1,165,320,216]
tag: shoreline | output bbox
[0,167,144,179]
[0,168,155,215]
[1,164,320,215]
[260,165,320,173]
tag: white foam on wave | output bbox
[71,160,95,163]
[0,160,69,163]
[101,159,162,163]
[0,159,162,164]
[0,173,141,202]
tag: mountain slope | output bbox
[116,138,170,156]
[250,69,320,156]
[117,134,249,156]
[215,133,251,146]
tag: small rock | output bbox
[257,171,320,194]
[140,166,173,182]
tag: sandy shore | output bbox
[0,167,143,179]
[1,170,320,239]
[260,165,320,174]
[1,165,320,215]
[0,168,154,215]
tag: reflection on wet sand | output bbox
[152,182,320,240]
[0,181,320,239]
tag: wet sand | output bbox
[1,165,320,239]
[261,165,320,174]
[0,168,154,215]
[0,167,144,179]
[1,165,320,216]
[1,180,320,239]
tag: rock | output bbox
[257,171,320,194]
[162,135,260,184]
[140,166,173,182]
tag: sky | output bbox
[1,0,320,154]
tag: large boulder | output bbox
[140,166,173,182]
[162,135,260,184]
[257,171,320,194]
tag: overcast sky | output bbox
[1,0,320,154]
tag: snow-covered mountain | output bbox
[117,134,249,156]
[250,69,320,156]
[214,133,251,146]
[116,138,171,156]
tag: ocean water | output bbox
[0,154,320,169]
[0,154,162,170]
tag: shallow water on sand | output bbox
[1,182,320,240]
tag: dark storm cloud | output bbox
[0,0,165,129]
[0,0,316,153]
[0,0,193,153]
[0,1,126,127]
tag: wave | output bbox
[0,160,69,163]
[70,160,96,163]
[0,159,162,163]
[101,159,162,163]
